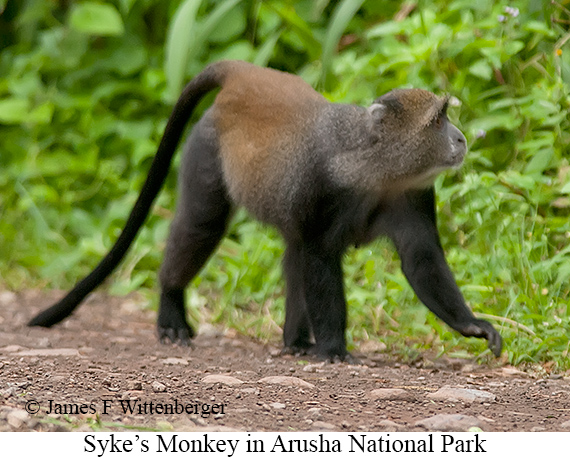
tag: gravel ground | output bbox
[1,290,569,432]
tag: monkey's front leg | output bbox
[387,196,502,356]
[399,240,502,356]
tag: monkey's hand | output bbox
[457,319,502,357]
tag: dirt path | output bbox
[1,290,569,432]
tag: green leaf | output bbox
[200,0,242,40]
[213,41,254,63]
[523,20,556,38]
[366,21,403,39]
[321,0,365,87]
[311,0,331,20]
[469,59,493,80]
[480,47,502,68]
[504,40,524,57]
[206,1,245,44]
[559,181,570,194]
[29,102,55,125]
[469,113,522,132]
[102,41,148,76]
[524,148,554,175]
[254,31,282,67]
[270,3,321,57]
[500,171,537,191]
[0,98,30,124]
[69,2,125,36]
[518,135,555,152]
[118,0,138,15]
[164,0,204,101]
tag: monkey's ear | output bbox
[367,103,386,120]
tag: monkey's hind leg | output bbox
[295,245,353,362]
[281,244,313,354]
[158,126,231,345]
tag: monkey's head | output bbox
[368,88,467,188]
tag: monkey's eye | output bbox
[433,115,444,130]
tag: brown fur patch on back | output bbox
[211,61,326,209]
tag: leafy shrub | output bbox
[1,0,568,368]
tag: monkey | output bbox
[29,60,502,360]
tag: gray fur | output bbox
[289,90,466,199]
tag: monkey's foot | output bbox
[307,345,361,364]
[157,310,195,347]
[458,319,503,357]
[281,344,360,363]
[157,289,195,346]
[158,325,194,346]
[323,352,362,365]
[281,343,314,356]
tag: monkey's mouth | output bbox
[448,158,465,168]
[447,150,467,168]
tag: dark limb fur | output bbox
[282,243,313,353]
[157,116,232,344]
[380,188,502,356]
[300,245,348,360]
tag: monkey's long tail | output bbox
[28,64,224,327]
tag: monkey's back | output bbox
[210,61,328,226]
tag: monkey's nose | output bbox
[455,130,466,145]
[454,131,467,155]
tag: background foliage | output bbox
[1,0,569,368]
